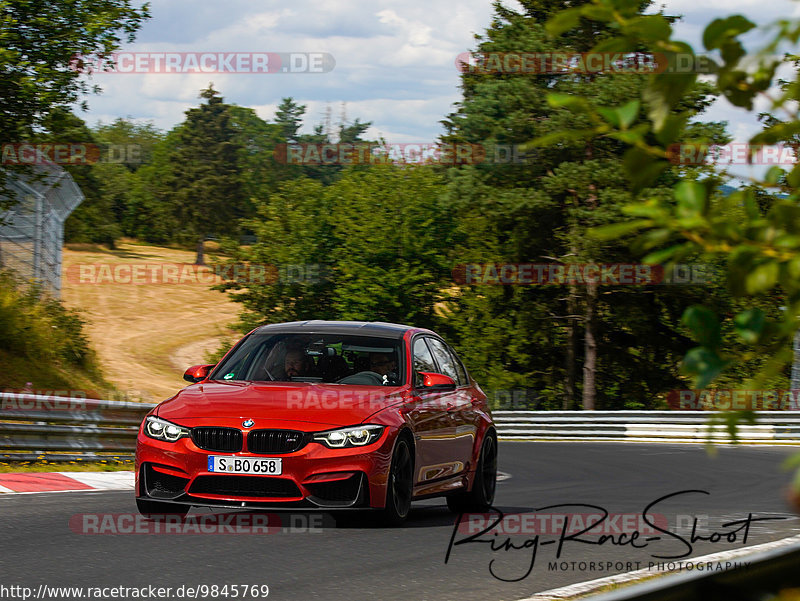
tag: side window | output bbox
[412,338,436,386]
[412,337,437,386]
[426,338,461,385]
[448,345,469,387]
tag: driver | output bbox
[370,352,397,377]
[276,348,312,380]
[284,349,306,378]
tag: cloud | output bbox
[76,0,798,146]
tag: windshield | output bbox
[210,333,404,386]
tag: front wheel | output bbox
[136,498,189,519]
[380,437,414,526]
[447,432,497,513]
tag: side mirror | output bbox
[183,364,215,384]
[418,372,456,392]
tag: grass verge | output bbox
[0,460,134,472]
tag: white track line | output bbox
[498,439,800,446]
[59,471,134,490]
[0,472,135,494]
[0,488,121,496]
[517,533,800,600]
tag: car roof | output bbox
[252,320,427,339]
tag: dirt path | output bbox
[60,242,242,402]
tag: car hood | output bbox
[155,381,406,428]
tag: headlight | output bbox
[313,425,385,449]
[144,416,190,442]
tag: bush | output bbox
[0,271,99,372]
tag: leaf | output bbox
[674,181,707,216]
[719,410,756,443]
[589,220,652,240]
[635,228,676,252]
[527,128,598,147]
[623,202,668,218]
[750,122,800,146]
[728,246,761,296]
[626,15,672,42]
[782,454,800,471]
[655,113,689,146]
[623,148,669,192]
[765,166,784,185]
[616,100,640,129]
[787,164,800,188]
[546,8,582,36]
[703,16,756,51]
[643,71,698,131]
[682,347,728,388]
[740,189,760,220]
[592,37,636,53]
[597,106,622,128]
[642,243,687,264]
[603,0,649,17]
[682,305,722,348]
[546,93,590,111]
[580,4,614,22]
[745,261,779,294]
[787,256,800,280]
[719,69,755,109]
[733,308,766,343]
[608,129,646,144]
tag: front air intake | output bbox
[189,475,301,498]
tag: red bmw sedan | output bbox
[135,320,497,525]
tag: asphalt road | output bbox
[1,442,799,601]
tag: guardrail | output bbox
[3,397,800,462]
[0,394,154,461]
[494,411,800,443]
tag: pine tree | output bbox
[441,0,729,408]
[274,98,307,143]
[166,85,246,264]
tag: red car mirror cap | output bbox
[418,371,456,391]
[183,364,216,383]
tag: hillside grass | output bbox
[0,271,110,394]
[60,241,241,401]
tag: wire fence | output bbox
[0,165,84,297]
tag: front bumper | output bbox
[135,424,395,509]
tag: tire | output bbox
[380,437,414,526]
[447,432,497,514]
[136,498,189,519]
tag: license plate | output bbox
[208,456,282,475]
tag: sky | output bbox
[80,0,800,172]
